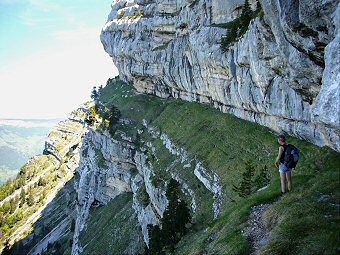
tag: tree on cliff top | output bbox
[91,86,99,101]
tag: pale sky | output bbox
[0,0,118,119]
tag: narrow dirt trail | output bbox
[243,203,271,255]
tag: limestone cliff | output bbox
[101,0,340,151]
[71,119,219,254]
[5,78,339,255]
[1,105,88,255]
[69,78,339,255]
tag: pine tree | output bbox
[254,165,270,189]
[27,192,34,206]
[98,85,103,96]
[16,210,23,221]
[255,0,264,19]
[176,200,191,236]
[70,219,76,232]
[242,0,252,17]
[3,201,11,214]
[109,105,121,125]
[108,105,121,136]
[10,198,16,214]
[162,198,180,252]
[147,225,163,255]
[240,0,252,34]
[146,179,191,254]
[233,161,256,198]
[256,0,261,12]
[90,86,98,101]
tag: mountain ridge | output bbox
[0,1,339,254]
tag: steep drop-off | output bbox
[1,105,88,255]
[3,78,339,255]
[71,78,339,255]
[2,1,340,254]
[101,0,340,151]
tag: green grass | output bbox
[96,78,340,255]
[79,193,145,255]
[98,78,167,125]
[8,179,77,255]
[150,99,339,203]
[261,170,340,255]
[175,170,340,255]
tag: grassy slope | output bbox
[97,79,340,255]
[79,193,145,255]
[0,117,85,254]
[9,179,77,255]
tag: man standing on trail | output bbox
[275,134,292,194]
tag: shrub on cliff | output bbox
[91,86,99,101]
[232,161,270,198]
[85,106,97,125]
[221,0,262,52]
[108,105,121,136]
[146,179,191,254]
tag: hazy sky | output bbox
[0,0,118,119]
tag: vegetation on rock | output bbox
[221,0,264,52]
[95,78,339,255]
[232,161,271,198]
[0,76,338,255]
[146,179,191,254]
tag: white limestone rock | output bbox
[101,0,340,151]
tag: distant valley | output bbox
[0,119,60,184]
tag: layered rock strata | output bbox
[71,120,222,253]
[4,105,88,255]
[101,0,340,151]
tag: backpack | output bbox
[284,144,299,169]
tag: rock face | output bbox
[71,129,166,254]
[101,0,340,151]
[3,105,89,255]
[71,118,220,254]
[44,105,88,161]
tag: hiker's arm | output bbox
[275,147,283,168]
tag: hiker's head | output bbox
[278,134,286,145]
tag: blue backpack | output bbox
[284,144,299,169]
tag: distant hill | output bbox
[0,119,60,184]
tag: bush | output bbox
[254,165,270,189]
[221,0,262,52]
[86,106,97,125]
[232,161,270,198]
[179,23,188,30]
[38,177,47,186]
[117,9,125,19]
[232,161,256,198]
[108,105,121,136]
[146,179,191,254]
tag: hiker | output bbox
[275,134,292,194]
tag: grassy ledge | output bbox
[95,78,339,255]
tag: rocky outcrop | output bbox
[71,117,223,252]
[149,124,222,219]
[101,0,340,151]
[72,129,138,254]
[44,104,88,160]
[71,129,167,254]
[3,105,89,255]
